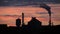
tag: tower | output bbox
[22,13,24,25]
[16,18,21,27]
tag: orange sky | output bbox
[0,4,60,26]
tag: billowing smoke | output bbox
[40,3,51,16]
[40,3,51,24]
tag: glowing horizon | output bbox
[0,4,60,26]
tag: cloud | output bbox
[0,20,3,22]
[0,15,21,17]
[53,17,60,21]
[0,20,6,24]
[38,16,47,18]
[36,12,53,14]
[0,0,60,6]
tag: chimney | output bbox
[22,13,24,25]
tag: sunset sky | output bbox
[0,0,60,26]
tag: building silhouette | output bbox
[16,18,21,27]
[0,17,60,33]
[28,17,42,28]
[0,24,7,28]
[26,17,42,33]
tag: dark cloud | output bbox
[0,15,21,17]
[38,16,47,18]
[0,0,60,6]
[52,17,60,21]
[36,12,53,14]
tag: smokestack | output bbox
[40,3,51,26]
[22,13,24,25]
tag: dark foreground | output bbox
[0,24,60,33]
